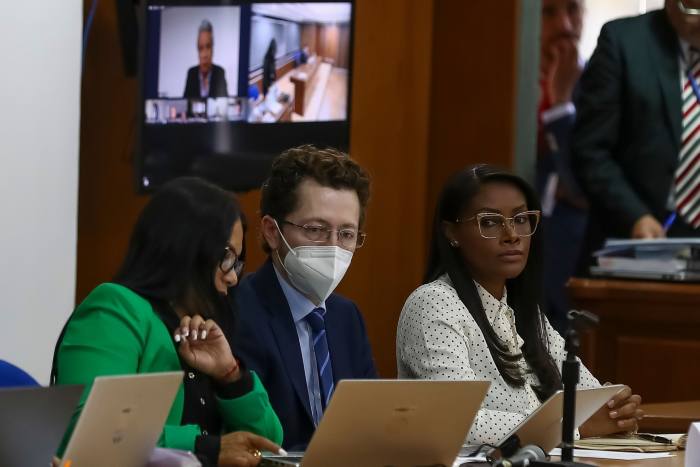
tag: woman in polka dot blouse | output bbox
[396,164,643,444]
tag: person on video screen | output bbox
[262,39,277,97]
[184,19,228,99]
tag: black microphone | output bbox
[492,444,546,467]
[567,309,599,327]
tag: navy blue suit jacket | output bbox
[234,259,377,450]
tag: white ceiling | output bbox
[252,3,351,23]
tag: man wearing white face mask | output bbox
[234,145,377,450]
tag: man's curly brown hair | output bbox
[260,145,371,252]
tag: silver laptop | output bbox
[0,385,83,467]
[59,371,183,467]
[497,384,626,453]
[261,379,490,467]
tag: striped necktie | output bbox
[676,49,700,228]
[304,307,335,414]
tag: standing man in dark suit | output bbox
[536,0,587,334]
[184,19,228,98]
[572,0,700,269]
[234,145,377,450]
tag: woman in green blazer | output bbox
[52,177,284,466]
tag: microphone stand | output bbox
[560,324,581,463]
[528,310,598,467]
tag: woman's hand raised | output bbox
[174,314,241,384]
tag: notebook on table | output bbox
[574,432,685,452]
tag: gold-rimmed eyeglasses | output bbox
[455,210,541,239]
[280,220,367,249]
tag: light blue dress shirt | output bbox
[273,266,326,426]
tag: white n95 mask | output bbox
[275,221,353,304]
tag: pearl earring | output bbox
[450,240,459,247]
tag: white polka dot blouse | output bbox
[396,274,600,444]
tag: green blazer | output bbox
[55,283,283,454]
[572,10,682,247]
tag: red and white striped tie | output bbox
[676,51,700,229]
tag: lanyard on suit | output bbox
[687,68,700,103]
[681,45,700,102]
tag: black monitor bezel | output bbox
[134,0,355,194]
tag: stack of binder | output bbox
[590,238,700,282]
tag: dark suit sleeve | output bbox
[233,328,267,382]
[184,67,196,98]
[351,303,378,378]
[572,23,651,232]
[220,68,228,97]
[231,293,268,382]
[211,66,228,98]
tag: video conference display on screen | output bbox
[137,0,353,192]
[142,2,351,125]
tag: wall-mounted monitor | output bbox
[137,0,354,192]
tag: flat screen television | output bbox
[136,0,354,192]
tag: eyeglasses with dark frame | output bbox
[220,245,244,276]
[455,210,541,239]
[279,220,367,249]
[678,0,700,15]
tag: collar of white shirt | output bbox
[440,273,509,323]
[441,273,525,349]
[474,281,509,323]
[680,36,691,63]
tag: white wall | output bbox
[0,1,81,383]
[158,6,240,98]
[581,0,665,59]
